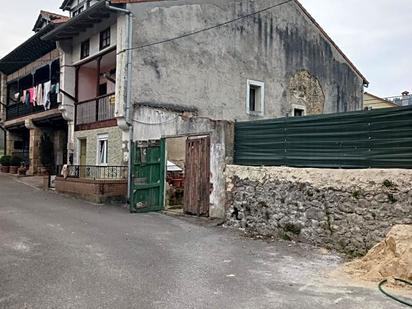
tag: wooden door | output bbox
[79,139,87,178]
[184,136,210,216]
[80,139,87,166]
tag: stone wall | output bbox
[225,165,412,256]
[74,126,124,166]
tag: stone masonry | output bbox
[225,165,412,256]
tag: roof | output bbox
[33,11,69,32]
[60,0,73,10]
[0,24,58,75]
[293,0,368,85]
[44,1,113,41]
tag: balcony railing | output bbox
[76,93,115,125]
[6,100,59,121]
[57,165,128,180]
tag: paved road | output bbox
[0,174,404,309]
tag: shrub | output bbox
[0,155,11,166]
[10,156,22,166]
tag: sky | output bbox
[0,0,410,97]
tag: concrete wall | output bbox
[134,105,234,218]
[225,165,412,256]
[74,126,123,166]
[128,0,364,122]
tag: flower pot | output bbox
[17,166,27,176]
[39,167,49,176]
[0,166,10,173]
[9,166,19,174]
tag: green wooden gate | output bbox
[130,139,166,213]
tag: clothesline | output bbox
[14,82,60,111]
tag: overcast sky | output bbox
[0,0,410,97]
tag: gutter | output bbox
[104,1,134,209]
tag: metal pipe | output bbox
[105,1,134,208]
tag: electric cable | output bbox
[378,278,412,307]
[118,0,293,54]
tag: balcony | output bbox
[75,93,116,130]
[6,100,59,121]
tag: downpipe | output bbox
[105,1,134,209]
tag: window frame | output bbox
[99,28,111,51]
[292,104,307,117]
[246,79,265,116]
[80,39,90,60]
[96,134,109,166]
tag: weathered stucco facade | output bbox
[134,105,234,218]
[128,0,366,121]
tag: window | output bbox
[97,134,108,165]
[246,80,265,115]
[80,39,90,59]
[72,6,84,17]
[292,105,306,117]
[100,28,111,50]
[99,83,107,96]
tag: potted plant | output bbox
[9,156,22,174]
[18,163,27,176]
[39,133,54,176]
[0,155,11,173]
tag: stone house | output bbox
[44,0,367,216]
[0,11,69,175]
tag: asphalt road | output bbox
[0,174,404,309]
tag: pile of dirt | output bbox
[344,225,412,282]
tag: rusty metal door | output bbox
[184,136,210,216]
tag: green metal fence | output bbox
[234,106,412,168]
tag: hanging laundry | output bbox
[55,82,60,94]
[36,84,43,107]
[14,93,20,101]
[24,90,30,105]
[28,88,35,106]
[20,91,25,103]
[43,81,51,110]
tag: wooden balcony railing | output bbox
[6,101,59,121]
[75,93,115,126]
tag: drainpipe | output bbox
[0,101,6,154]
[105,1,134,207]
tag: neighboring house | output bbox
[363,92,398,109]
[0,11,69,175]
[44,0,368,217]
[385,91,412,107]
[44,0,124,170]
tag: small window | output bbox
[292,105,306,117]
[100,28,111,50]
[73,6,83,17]
[97,134,108,165]
[247,80,264,115]
[99,83,107,96]
[80,40,90,59]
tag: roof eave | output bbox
[293,0,369,85]
[43,1,112,41]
